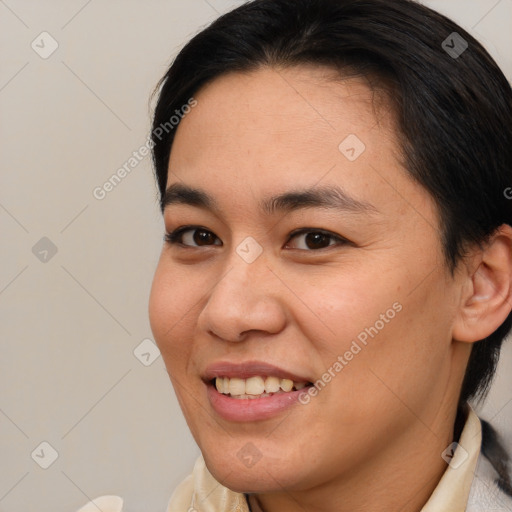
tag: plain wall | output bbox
[0,1,511,511]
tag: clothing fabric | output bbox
[76,406,512,512]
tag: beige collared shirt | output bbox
[77,406,512,512]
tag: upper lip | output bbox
[202,360,313,383]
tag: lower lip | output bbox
[206,382,310,422]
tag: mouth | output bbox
[202,361,315,421]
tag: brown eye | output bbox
[164,227,222,247]
[286,229,347,251]
[190,229,217,246]
[304,232,332,250]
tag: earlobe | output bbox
[452,224,512,343]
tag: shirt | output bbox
[76,405,512,512]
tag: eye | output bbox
[164,226,349,251]
[164,226,221,247]
[285,228,348,251]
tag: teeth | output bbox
[217,377,230,394]
[264,376,280,393]
[229,378,245,396]
[214,376,309,397]
[245,376,265,395]
[280,379,293,392]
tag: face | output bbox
[149,66,468,493]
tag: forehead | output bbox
[174,65,394,153]
[166,65,436,229]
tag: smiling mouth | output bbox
[211,376,313,399]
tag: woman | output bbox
[78,0,512,510]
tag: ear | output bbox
[452,224,512,343]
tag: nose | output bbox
[196,252,287,343]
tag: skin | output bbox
[148,65,512,512]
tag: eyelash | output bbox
[163,225,350,251]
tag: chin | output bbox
[206,461,284,494]
[202,445,304,494]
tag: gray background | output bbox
[0,1,511,511]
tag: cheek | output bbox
[148,260,197,370]
[291,260,449,414]
[284,263,399,357]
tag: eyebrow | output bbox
[162,182,378,216]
